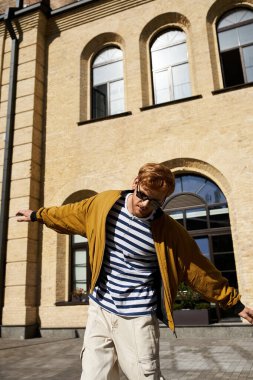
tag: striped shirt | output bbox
[90,193,159,316]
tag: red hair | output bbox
[137,163,175,195]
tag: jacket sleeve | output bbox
[174,223,241,309]
[36,196,96,236]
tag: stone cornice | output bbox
[48,0,155,35]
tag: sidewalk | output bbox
[0,334,253,379]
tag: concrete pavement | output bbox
[0,330,253,379]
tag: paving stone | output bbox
[1,335,253,379]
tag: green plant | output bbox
[173,282,210,310]
[72,288,88,302]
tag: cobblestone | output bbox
[0,335,253,379]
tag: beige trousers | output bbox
[80,300,164,380]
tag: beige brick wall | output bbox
[1,0,253,330]
[40,0,253,327]
[1,10,47,327]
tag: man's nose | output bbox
[141,199,150,207]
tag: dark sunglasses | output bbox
[135,185,165,209]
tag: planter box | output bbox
[173,309,211,326]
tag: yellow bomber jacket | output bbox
[36,190,240,332]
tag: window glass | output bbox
[93,61,123,86]
[243,45,253,82]
[174,177,183,193]
[186,207,207,230]
[151,43,188,70]
[153,70,170,103]
[172,63,191,100]
[218,9,253,29]
[194,236,210,260]
[198,182,226,204]
[109,80,125,115]
[238,23,253,45]
[73,235,88,244]
[218,29,238,51]
[151,30,186,50]
[212,234,233,253]
[169,43,188,65]
[93,48,123,65]
[164,174,238,297]
[151,47,171,71]
[74,249,87,265]
[71,235,89,294]
[217,8,253,87]
[180,175,204,193]
[209,205,230,228]
[93,84,107,118]
[220,49,244,87]
[174,175,226,204]
[92,47,124,118]
[168,210,184,225]
[214,253,236,271]
[74,266,86,282]
[151,29,191,104]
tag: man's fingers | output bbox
[16,211,24,216]
[16,210,32,222]
[239,308,253,325]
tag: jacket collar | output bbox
[120,189,164,221]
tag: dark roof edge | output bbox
[0,0,100,20]
[0,2,50,20]
[50,0,100,16]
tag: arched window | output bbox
[150,29,191,104]
[71,235,90,300]
[63,189,96,303]
[217,8,253,87]
[163,174,238,290]
[92,47,124,118]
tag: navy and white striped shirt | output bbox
[90,193,159,316]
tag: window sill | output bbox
[140,95,203,111]
[212,82,253,95]
[55,301,89,306]
[78,111,132,126]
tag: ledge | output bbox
[212,82,253,95]
[55,301,89,306]
[140,95,203,112]
[50,0,99,16]
[77,111,132,126]
[1,324,40,339]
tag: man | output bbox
[17,163,253,380]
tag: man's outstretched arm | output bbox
[238,307,253,325]
[16,210,36,222]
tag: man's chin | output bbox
[134,207,151,218]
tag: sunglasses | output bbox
[135,185,165,209]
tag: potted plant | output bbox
[173,283,217,325]
[71,288,89,303]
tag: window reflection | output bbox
[173,175,226,204]
[217,8,253,87]
[194,236,210,260]
[186,207,207,230]
[164,174,238,291]
[151,29,191,103]
[72,235,89,293]
[169,210,184,226]
[92,47,125,118]
[209,205,230,228]
[243,45,253,82]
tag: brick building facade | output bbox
[0,0,253,338]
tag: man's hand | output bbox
[16,210,33,222]
[239,307,253,325]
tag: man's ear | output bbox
[132,177,138,190]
